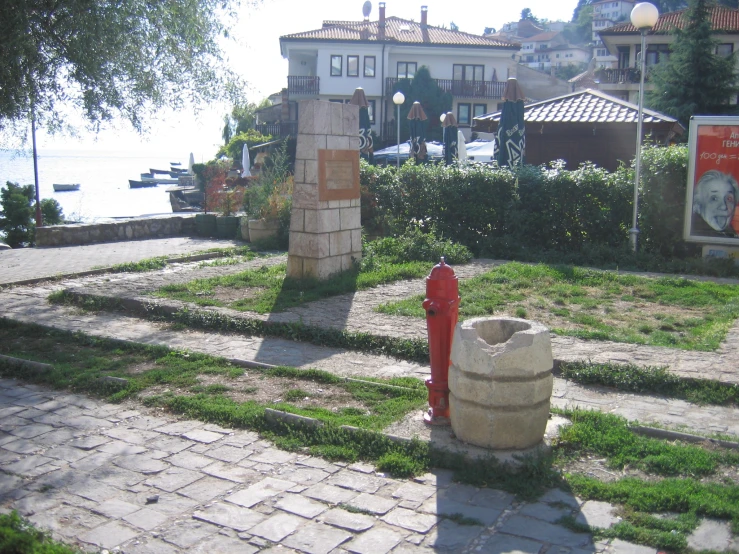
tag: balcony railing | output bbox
[596,68,649,84]
[287,76,320,95]
[255,121,297,137]
[386,78,506,99]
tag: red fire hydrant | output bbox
[422,257,460,425]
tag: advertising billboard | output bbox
[684,116,739,245]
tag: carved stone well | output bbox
[448,317,554,450]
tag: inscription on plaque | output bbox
[318,149,360,201]
[325,161,355,190]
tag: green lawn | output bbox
[376,262,739,351]
[152,260,431,313]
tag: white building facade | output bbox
[276,4,519,141]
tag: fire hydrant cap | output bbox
[428,257,456,280]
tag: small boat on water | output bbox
[129,179,158,188]
[53,183,81,192]
[140,173,180,185]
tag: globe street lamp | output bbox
[393,91,405,168]
[629,2,659,252]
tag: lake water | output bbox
[0,149,191,222]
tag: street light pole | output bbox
[629,2,659,253]
[393,91,405,169]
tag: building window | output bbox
[364,56,376,77]
[331,55,342,76]
[457,103,471,125]
[597,49,608,57]
[453,64,484,82]
[645,44,670,66]
[473,104,487,119]
[397,62,417,78]
[717,43,734,57]
[347,56,359,77]
[329,99,344,103]
[368,100,376,123]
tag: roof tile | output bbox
[473,89,682,127]
[281,17,518,48]
[601,5,739,34]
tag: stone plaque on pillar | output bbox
[288,100,362,280]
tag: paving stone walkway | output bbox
[1,240,739,552]
[4,377,715,554]
[0,237,243,285]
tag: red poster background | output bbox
[693,124,739,235]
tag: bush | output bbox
[0,182,35,248]
[360,146,710,272]
[363,226,472,266]
[217,129,273,163]
[40,198,64,225]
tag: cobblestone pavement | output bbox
[7,378,731,554]
[2,244,739,551]
[0,237,244,285]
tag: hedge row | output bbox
[360,145,695,259]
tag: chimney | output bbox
[421,6,428,29]
[379,2,386,40]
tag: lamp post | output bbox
[629,2,659,252]
[393,91,405,168]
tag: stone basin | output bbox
[449,317,553,450]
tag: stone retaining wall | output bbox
[35,215,196,247]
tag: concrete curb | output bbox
[0,354,53,375]
[629,424,739,450]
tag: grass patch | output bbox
[377,262,739,351]
[555,409,739,477]
[442,513,483,526]
[152,260,431,313]
[560,361,739,407]
[0,511,84,553]
[0,318,425,433]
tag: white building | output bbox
[274,4,520,141]
[597,5,739,103]
[592,0,636,67]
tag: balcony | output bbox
[386,78,506,99]
[596,67,645,84]
[287,76,320,95]
[255,121,298,138]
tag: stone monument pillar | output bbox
[288,100,363,280]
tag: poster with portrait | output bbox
[684,116,739,245]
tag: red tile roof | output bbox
[281,17,519,48]
[523,31,561,42]
[600,5,739,34]
[473,89,683,129]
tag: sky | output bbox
[21,0,578,160]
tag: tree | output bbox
[520,8,541,24]
[391,67,452,143]
[648,0,739,125]
[0,183,34,247]
[221,99,273,145]
[0,0,245,134]
[40,198,64,225]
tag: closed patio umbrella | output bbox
[407,101,428,164]
[496,78,526,167]
[457,129,467,163]
[241,144,251,177]
[350,87,373,163]
[442,112,458,166]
